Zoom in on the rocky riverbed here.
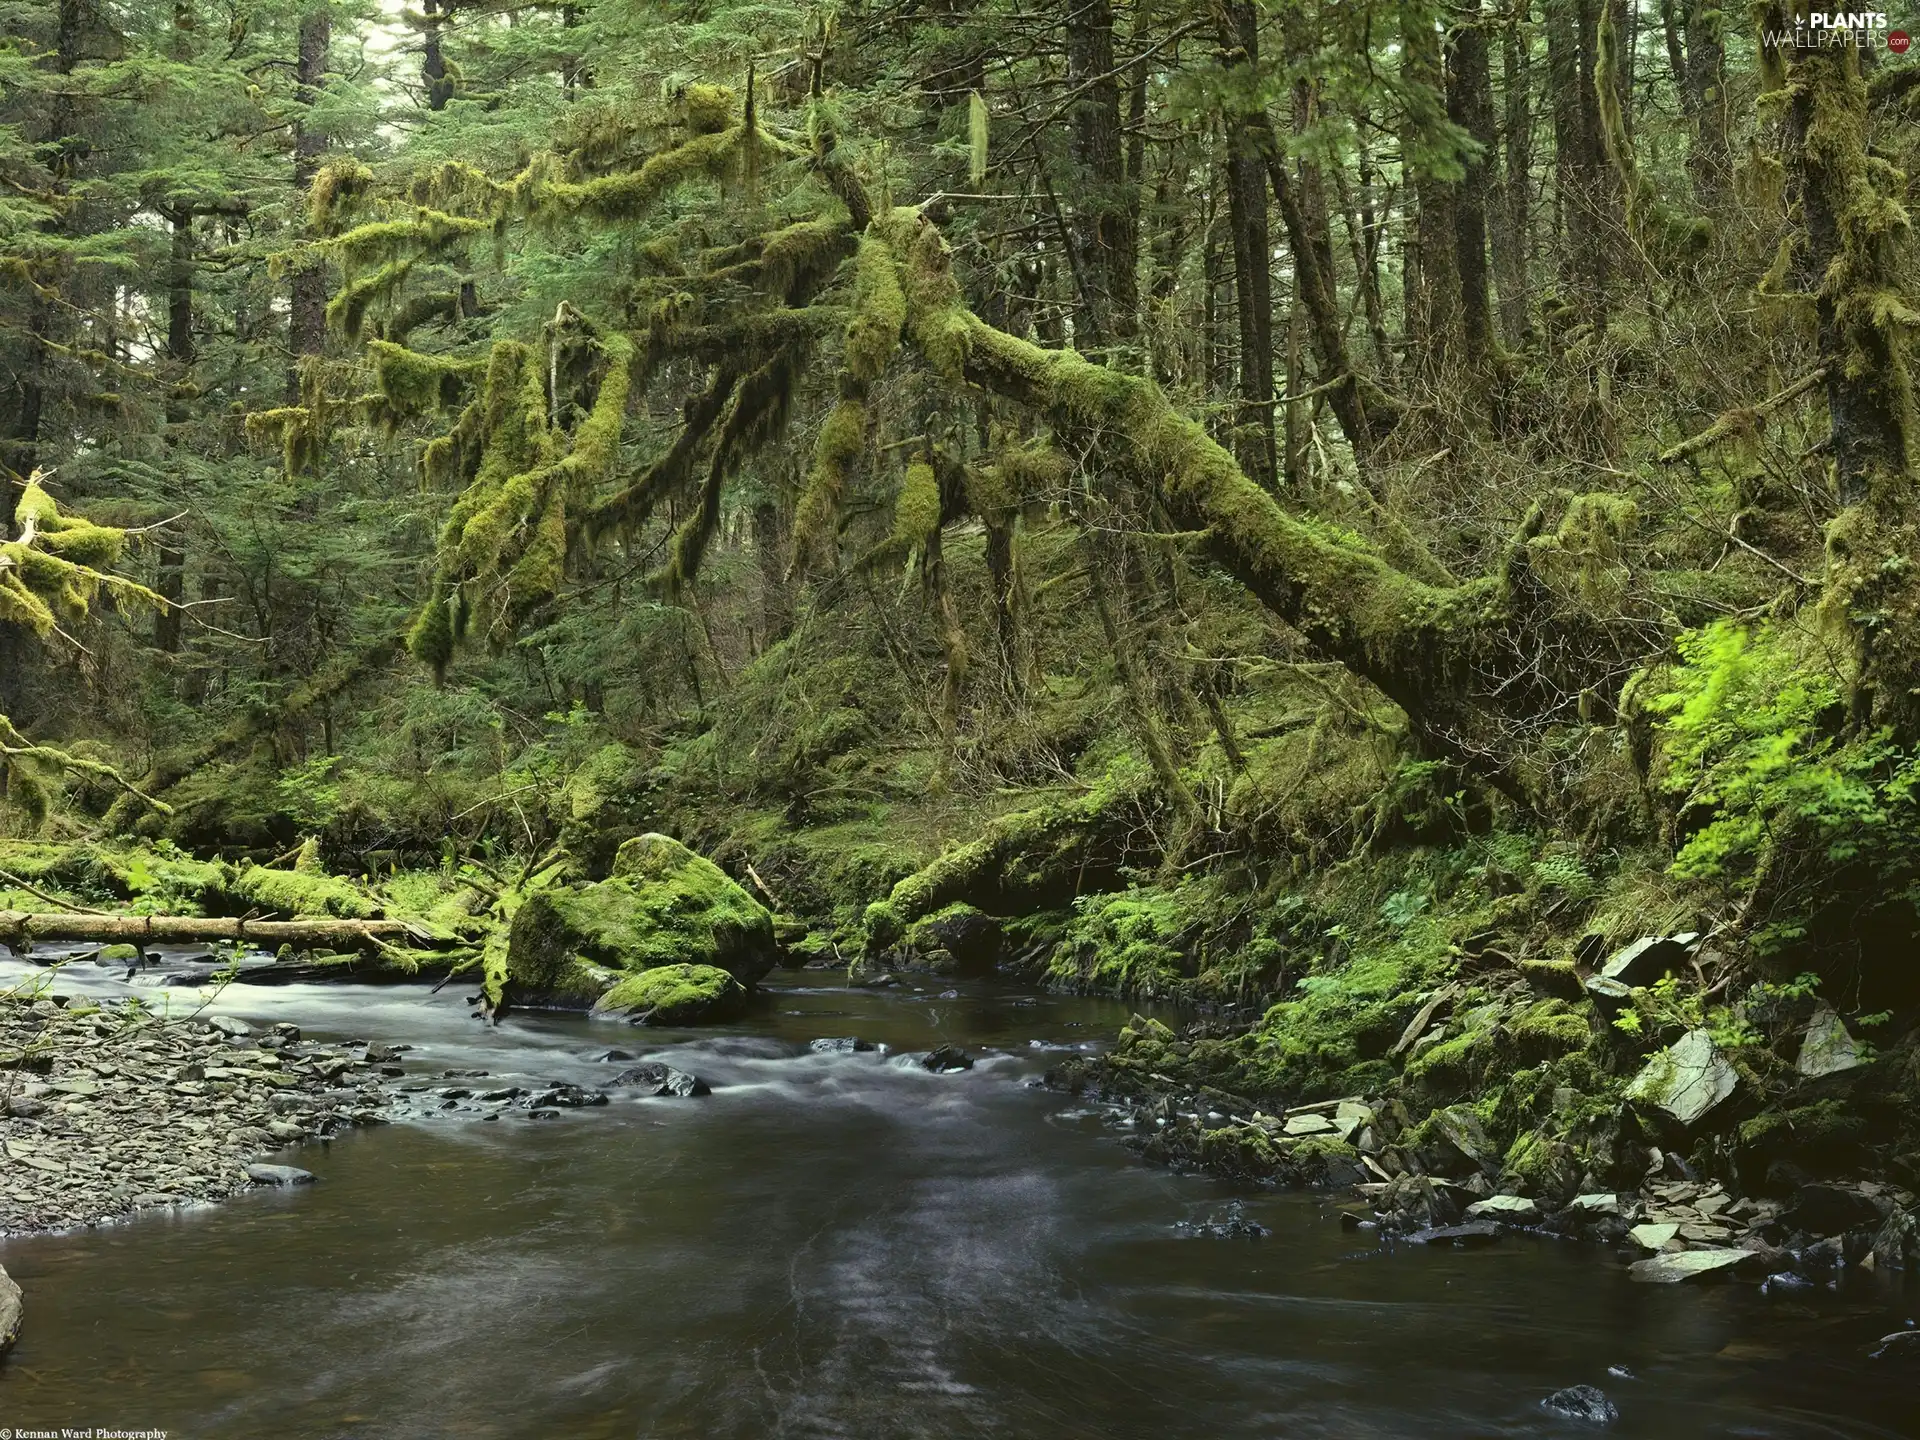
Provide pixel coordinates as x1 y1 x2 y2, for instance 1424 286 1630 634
0 987 405 1235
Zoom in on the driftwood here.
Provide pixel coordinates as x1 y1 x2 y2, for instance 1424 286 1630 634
0 910 447 953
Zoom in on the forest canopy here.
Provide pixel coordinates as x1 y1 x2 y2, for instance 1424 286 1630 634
3 0 1919 1014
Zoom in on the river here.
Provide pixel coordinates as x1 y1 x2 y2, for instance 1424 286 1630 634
0 965 1913 1438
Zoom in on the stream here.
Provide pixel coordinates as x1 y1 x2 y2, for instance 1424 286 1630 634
0 962 1914 1438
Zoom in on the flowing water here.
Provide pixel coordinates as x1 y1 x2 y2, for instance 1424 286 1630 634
0 960 1914 1439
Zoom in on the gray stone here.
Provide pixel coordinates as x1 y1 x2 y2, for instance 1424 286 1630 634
1629 1247 1747 1283
1284 1111 1338 1137
1601 935 1694 988
1542 1384 1618 1425
1569 1192 1622 1217
808 1037 876 1055
0 1261 20 1356
1628 1222 1680 1250
1796 1004 1865 1078
244 1163 315 1186
207 1015 253 1038
1431 1106 1497 1173
1626 1029 1737 1126
1465 1194 1542 1223
608 1062 709 1097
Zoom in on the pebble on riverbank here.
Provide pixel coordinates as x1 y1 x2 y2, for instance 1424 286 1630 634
0 989 396 1236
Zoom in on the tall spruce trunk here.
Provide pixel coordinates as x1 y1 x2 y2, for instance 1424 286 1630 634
154 209 195 655
1545 0 1610 331
287 8 332 401
1066 0 1138 348
1447 11 1499 373
1493 2 1533 347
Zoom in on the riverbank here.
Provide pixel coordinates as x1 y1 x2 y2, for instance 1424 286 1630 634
1045 1030 1920 1287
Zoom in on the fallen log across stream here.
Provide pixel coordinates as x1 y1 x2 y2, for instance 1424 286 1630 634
0 910 454 955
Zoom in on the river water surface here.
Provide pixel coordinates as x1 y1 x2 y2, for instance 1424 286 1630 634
0 966 1914 1438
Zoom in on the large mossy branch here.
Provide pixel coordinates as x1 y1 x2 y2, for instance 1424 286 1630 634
1 482 171 819
409 330 635 670
872 209 1512 750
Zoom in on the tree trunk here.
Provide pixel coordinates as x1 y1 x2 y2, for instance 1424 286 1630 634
0 912 453 954
1493 3 1533 347
1447 10 1499 373
154 209 194 654
1066 0 1139 348
423 0 453 111
1781 43 1913 506
1406 11 1463 376
1683 0 1729 195
1544 0 1610 330
287 8 332 402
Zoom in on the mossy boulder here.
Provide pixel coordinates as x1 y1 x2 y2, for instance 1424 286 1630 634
903 902 1002 975
592 963 748 1024
501 833 773 1010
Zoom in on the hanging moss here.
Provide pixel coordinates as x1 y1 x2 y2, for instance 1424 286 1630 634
407 330 633 663
790 393 868 575
309 158 375 234
680 83 736 136
888 457 941 559
659 348 799 593
407 584 456 677
871 205 1533 780
843 233 906 383
533 127 789 222
1595 8 1712 265
328 209 490 278
366 339 480 420
327 260 414 340
0 482 156 638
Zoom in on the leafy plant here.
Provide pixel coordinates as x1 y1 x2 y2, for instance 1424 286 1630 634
1649 621 1920 950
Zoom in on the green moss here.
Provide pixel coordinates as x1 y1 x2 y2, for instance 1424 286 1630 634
844 233 906 383
865 756 1155 950
226 863 382 920
1507 999 1592 1063
367 339 480 418
1046 886 1192 999
502 833 773 1008
1197 1123 1283 1179
593 962 747 1023
791 396 867 573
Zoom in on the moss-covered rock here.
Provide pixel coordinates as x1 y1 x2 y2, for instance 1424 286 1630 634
903 901 1002 974
593 962 748 1024
500 833 773 1010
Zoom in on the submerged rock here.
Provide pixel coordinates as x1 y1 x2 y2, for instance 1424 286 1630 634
609 1061 710 1097
922 1044 974 1073
501 834 773 1011
808 1037 877 1054
1406 1221 1502 1246
1628 1247 1746 1283
1542 1384 1618 1424
245 1163 316 1186
0 1261 20 1356
592 963 748 1025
